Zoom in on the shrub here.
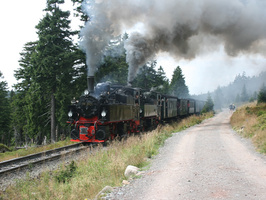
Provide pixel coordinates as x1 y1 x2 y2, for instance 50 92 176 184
55 161 77 183
0 143 11 153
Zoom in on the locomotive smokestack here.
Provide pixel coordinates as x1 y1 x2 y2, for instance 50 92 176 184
127 81 132 87
87 76 95 93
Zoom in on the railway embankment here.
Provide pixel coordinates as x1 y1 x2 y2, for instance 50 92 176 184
0 112 213 199
0 139 75 162
0 143 87 191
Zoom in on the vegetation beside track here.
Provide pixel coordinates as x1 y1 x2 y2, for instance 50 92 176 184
0 139 75 162
1 112 213 200
230 102 266 154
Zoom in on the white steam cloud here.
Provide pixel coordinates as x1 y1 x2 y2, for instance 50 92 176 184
80 0 266 82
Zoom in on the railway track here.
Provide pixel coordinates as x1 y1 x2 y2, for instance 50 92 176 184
0 142 88 189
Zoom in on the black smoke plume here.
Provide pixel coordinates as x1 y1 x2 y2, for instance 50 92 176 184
80 0 266 83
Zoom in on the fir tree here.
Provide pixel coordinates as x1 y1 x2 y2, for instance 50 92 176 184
13 0 78 144
154 66 169 93
33 0 76 142
213 86 224 110
95 34 128 85
0 72 11 145
13 42 46 144
258 83 266 103
240 84 249 102
169 66 189 98
202 93 214 113
133 61 158 89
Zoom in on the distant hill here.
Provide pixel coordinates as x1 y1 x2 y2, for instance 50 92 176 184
192 71 266 109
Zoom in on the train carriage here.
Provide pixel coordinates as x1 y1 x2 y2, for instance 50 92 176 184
178 99 189 117
140 91 161 130
195 100 205 114
188 98 196 115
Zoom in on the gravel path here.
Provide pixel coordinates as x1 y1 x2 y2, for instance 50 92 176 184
108 110 266 200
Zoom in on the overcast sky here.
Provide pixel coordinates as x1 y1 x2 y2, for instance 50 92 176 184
0 0 265 95
0 0 46 89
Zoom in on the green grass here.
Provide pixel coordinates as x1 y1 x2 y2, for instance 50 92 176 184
1 112 214 200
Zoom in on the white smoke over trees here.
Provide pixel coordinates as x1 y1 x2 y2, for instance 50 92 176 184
80 0 266 83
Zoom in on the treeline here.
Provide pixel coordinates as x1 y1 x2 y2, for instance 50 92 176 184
2 0 264 147
0 0 189 147
193 71 266 110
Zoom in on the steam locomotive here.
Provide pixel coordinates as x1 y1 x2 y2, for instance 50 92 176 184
67 76 205 143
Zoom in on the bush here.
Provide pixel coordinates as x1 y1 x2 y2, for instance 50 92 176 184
55 161 77 183
0 143 11 153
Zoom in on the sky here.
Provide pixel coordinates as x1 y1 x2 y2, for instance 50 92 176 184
0 0 265 95
0 0 46 89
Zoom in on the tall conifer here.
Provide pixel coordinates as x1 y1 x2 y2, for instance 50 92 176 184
169 66 189 98
33 0 76 142
0 72 10 145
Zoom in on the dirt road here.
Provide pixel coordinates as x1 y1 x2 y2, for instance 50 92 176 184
108 111 266 200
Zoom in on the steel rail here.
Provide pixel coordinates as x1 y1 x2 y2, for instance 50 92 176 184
0 142 86 175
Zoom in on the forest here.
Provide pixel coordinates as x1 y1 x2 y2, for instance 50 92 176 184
0 0 265 147
193 71 266 110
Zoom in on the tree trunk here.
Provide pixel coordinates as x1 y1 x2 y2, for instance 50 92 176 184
51 93 56 143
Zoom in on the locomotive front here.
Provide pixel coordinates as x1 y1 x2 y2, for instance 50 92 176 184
67 77 110 143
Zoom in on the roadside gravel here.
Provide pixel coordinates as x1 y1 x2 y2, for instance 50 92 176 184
107 110 266 200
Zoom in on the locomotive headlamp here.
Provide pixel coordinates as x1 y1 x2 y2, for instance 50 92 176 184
68 110 73 118
101 109 107 117
84 89 89 95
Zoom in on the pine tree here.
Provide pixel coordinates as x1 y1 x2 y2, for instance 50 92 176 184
71 0 90 22
10 91 26 146
133 61 158 89
258 83 266 103
235 93 241 103
240 84 249 102
0 72 11 145
33 0 76 142
169 66 189 98
214 86 224 110
154 66 169 93
69 0 88 95
13 41 49 145
95 35 128 85
96 55 128 85
202 92 214 113
11 1 86 144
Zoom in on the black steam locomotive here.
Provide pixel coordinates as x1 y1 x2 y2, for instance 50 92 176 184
67 77 205 143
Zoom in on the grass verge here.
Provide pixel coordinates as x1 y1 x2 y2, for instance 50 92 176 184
230 102 266 153
0 138 75 162
1 112 213 200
